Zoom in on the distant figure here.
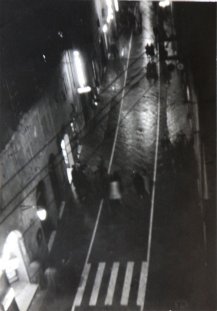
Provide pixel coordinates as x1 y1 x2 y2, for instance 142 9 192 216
162 62 171 84
161 134 171 153
72 164 88 200
142 169 151 196
108 171 122 217
145 43 155 58
110 43 119 59
98 158 108 198
160 44 168 60
133 169 151 199
128 9 136 31
133 171 145 198
44 266 57 292
146 61 158 81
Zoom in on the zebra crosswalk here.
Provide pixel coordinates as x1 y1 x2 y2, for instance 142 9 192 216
71 261 148 311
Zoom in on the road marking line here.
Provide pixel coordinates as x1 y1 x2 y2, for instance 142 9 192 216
141 45 161 311
84 199 104 267
120 261 134 306
89 262 106 306
105 262 120 305
72 263 91 309
136 261 148 306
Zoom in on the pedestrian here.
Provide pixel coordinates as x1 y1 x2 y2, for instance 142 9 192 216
146 61 158 82
161 134 171 153
110 42 119 59
71 164 88 201
128 9 136 31
142 169 151 196
133 171 145 199
162 62 171 84
108 171 122 218
174 131 189 169
78 164 89 200
98 158 108 198
44 266 57 293
145 44 155 58
133 169 151 199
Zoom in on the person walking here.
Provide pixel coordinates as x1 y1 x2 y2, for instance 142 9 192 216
98 158 108 198
133 169 151 200
72 164 88 201
108 171 122 218
44 266 57 293
133 171 145 199
142 169 151 196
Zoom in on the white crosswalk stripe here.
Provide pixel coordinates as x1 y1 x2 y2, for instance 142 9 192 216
137 261 148 307
72 261 148 309
73 263 91 308
89 262 106 306
120 261 134 306
105 262 120 306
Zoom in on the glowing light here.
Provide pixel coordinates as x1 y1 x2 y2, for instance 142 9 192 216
186 85 190 101
102 24 108 33
42 54 47 62
77 86 92 94
58 31 63 38
77 145 82 158
159 0 170 8
73 50 79 57
114 0 119 12
37 208 47 221
73 50 86 87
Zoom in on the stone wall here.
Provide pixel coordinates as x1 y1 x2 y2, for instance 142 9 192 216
0 64 82 265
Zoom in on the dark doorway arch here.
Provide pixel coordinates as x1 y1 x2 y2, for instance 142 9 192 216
48 153 62 208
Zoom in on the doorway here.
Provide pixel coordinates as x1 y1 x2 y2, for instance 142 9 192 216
2 231 29 285
1 231 39 311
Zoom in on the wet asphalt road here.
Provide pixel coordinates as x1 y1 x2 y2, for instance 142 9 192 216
29 2 208 311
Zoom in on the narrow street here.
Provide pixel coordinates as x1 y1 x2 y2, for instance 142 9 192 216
29 2 208 311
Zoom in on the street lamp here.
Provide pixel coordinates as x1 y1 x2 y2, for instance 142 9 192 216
21 204 47 221
36 207 47 221
102 24 108 33
159 0 170 8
